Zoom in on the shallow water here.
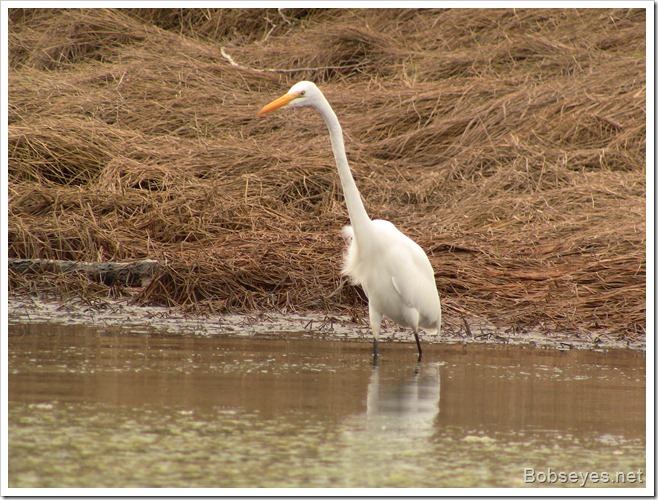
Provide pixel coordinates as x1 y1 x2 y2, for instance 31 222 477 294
8 323 646 489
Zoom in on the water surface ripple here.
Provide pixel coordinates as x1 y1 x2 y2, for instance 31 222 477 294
8 323 645 488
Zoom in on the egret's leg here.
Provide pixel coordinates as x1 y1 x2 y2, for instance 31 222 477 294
413 330 423 362
407 309 423 361
369 305 383 359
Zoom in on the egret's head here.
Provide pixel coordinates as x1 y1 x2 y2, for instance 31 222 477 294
257 81 323 116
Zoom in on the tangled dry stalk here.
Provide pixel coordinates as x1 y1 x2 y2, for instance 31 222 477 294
8 8 646 339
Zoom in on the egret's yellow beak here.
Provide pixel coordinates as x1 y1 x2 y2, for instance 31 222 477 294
257 91 301 116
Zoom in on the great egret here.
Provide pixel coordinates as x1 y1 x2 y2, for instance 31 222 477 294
257 81 441 360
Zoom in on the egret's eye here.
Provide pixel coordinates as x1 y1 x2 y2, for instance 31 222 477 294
300 90 306 96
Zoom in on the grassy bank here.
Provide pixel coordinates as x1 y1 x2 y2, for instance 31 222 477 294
7 8 646 340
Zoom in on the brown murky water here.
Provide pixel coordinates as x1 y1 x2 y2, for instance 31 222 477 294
8 322 646 489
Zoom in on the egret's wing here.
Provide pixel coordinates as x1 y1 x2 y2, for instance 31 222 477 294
391 275 402 296
384 238 440 325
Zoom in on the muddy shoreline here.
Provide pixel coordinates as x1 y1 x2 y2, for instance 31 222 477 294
8 296 646 352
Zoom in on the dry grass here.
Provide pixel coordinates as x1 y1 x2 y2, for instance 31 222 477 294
7 8 646 338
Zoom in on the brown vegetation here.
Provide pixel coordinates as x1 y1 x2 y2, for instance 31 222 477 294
7 8 646 339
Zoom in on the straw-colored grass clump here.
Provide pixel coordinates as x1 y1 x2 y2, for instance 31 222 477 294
8 8 646 339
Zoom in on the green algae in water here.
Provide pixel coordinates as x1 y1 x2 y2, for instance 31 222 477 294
8 402 645 488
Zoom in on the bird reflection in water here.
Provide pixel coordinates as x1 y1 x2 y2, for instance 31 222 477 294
364 362 441 436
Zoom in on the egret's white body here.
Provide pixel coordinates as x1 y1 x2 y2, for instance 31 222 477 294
258 81 441 359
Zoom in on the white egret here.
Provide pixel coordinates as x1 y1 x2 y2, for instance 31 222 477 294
257 81 441 360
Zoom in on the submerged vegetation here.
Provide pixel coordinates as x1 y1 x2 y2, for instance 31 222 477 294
7 8 646 339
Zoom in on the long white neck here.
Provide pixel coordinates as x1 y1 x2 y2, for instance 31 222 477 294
315 98 372 236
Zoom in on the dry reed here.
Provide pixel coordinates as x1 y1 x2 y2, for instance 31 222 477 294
8 8 646 338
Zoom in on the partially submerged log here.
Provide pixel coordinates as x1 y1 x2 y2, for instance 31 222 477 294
8 258 161 287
